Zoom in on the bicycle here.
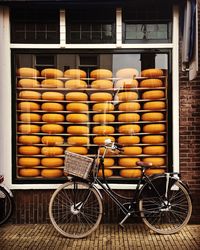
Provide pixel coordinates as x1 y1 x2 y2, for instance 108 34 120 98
0 175 14 225
49 139 192 238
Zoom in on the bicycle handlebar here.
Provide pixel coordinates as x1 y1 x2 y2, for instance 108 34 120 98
103 139 124 153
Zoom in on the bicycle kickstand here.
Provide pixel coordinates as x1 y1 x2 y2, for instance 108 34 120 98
119 213 131 228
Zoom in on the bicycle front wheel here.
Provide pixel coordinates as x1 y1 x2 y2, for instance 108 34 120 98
49 181 103 238
0 186 13 225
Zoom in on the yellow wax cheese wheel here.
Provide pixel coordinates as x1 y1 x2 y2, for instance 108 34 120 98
17 67 40 77
118 102 140 111
119 124 141 134
90 92 113 101
18 124 40 134
41 158 64 167
41 136 64 145
66 114 89 123
41 124 64 134
41 169 63 178
145 168 165 176
66 147 88 155
92 103 114 112
41 68 63 78
18 79 40 88
116 68 139 78
142 135 165 144
93 136 115 145
41 79 64 88
118 158 140 167
103 158 115 167
142 90 165 99
120 169 141 178
141 68 164 78
42 114 65 123
90 69 112 79
93 114 115 123
143 124 166 133
118 113 140 122
41 147 64 156
65 92 88 101
141 112 164 121
143 101 166 110
91 80 113 89
143 146 166 155
64 69 87 79
66 103 88 111
117 92 138 101
18 157 40 167
99 147 115 155
42 92 64 100
65 79 87 89
98 169 113 177
67 126 89 134
115 79 138 88
18 135 41 144
93 125 114 135
122 147 142 155
18 146 40 155
19 113 41 122
41 102 64 111
143 157 165 167
118 136 140 145
18 102 40 111
19 168 40 177
67 136 89 145
140 79 163 88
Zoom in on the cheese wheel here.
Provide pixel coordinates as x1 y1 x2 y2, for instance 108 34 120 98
18 135 41 144
19 168 40 177
118 136 140 145
122 147 142 155
41 79 64 88
42 114 65 123
41 169 63 178
64 69 87 79
41 158 64 167
141 68 164 78
66 103 88 111
65 79 87 89
145 168 165 176
65 92 88 101
117 92 138 101
118 102 140 111
18 157 40 167
66 147 88 155
93 136 115 145
141 112 164 121
142 135 165 144
119 124 141 134
17 67 40 77
99 147 115 155
18 124 40 134
91 80 113 89
90 92 113 101
41 136 64 145
143 101 166 110
18 79 40 88
41 68 63 78
67 136 89 145
143 124 166 133
41 102 64 111
41 147 64 156
19 113 41 122
93 125 114 135
102 158 115 167
93 114 115 123
18 146 40 155
118 113 140 122
143 146 166 155
18 102 40 111
115 79 138 88
66 114 89 123
140 78 163 88
116 68 139 78
98 169 113 177
92 103 114 112
90 69 112 79
142 90 165 99
67 126 89 134
120 169 141 178
41 124 64 134
118 158 140 167
42 92 64 100
143 157 165 167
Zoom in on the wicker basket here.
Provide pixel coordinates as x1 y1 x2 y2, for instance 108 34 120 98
64 151 94 179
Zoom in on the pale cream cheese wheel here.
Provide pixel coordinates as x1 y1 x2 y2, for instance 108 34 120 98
17 67 40 77
64 69 87 79
116 68 139 78
90 69 112 79
41 68 63 78
115 79 138 88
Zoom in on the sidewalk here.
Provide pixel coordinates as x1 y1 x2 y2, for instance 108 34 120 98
0 223 199 250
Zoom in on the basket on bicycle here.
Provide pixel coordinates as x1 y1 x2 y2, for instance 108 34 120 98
64 151 94 179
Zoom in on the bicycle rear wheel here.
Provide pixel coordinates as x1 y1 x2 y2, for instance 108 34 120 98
0 186 13 225
49 181 103 238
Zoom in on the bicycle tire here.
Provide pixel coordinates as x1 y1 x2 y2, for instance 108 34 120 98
139 177 192 234
49 181 103 238
0 186 14 225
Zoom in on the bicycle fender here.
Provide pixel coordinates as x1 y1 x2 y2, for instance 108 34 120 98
1 184 14 198
92 184 103 201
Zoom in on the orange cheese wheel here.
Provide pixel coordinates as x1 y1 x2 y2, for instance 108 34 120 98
143 124 166 133
66 147 88 155
66 103 88 111
41 79 64 88
98 169 113 177
142 135 165 144
143 146 166 155
145 168 165 176
41 169 63 178
67 136 89 145
93 114 115 123
118 102 140 111
41 136 64 145
41 102 64 111
118 136 140 145
143 157 165 166
90 69 112 79
92 103 114 112
42 114 65 123
18 124 40 134
18 146 40 155
115 79 138 88
142 90 165 100
19 113 41 122
64 69 87 79
118 158 140 167
116 68 139 78
17 67 40 77
66 114 89 123
41 68 63 78
141 68 164 78
42 92 64 100
67 126 89 134
118 113 140 122
41 158 64 167
18 102 40 111
90 92 113 101
119 124 141 134
120 169 141 178
41 124 64 134
103 158 115 167
143 101 166 110
140 79 163 88
93 125 114 135
117 92 138 101
122 147 142 155
65 92 88 101
65 79 87 89
18 135 41 144
19 168 40 177
41 147 64 156
99 147 115 155
93 136 115 145
18 79 40 88
18 157 40 167
91 80 113 89
141 112 164 121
